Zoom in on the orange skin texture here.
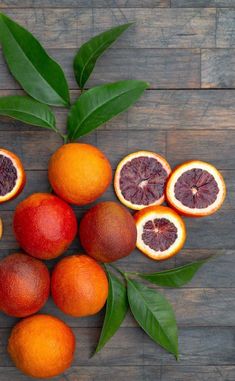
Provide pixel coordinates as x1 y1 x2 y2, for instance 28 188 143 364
51 254 108 317
8 314 75 379
13 193 77 260
0 253 50 318
48 143 112 205
0 148 26 204
79 201 137 263
134 205 186 261
166 160 227 217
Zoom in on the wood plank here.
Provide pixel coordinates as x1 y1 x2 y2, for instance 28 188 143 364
1 282 235 328
146 366 235 380
167 130 235 169
0 326 235 366
216 9 235 48
0 130 167 170
0 365 234 381
202 49 235 88
0 48 201 90
0 1 170 8
3 89 235 133
0 8 216 48
172 0 235 7
0 168 233 211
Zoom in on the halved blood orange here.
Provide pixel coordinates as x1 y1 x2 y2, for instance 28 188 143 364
134 205 186 261
0 148 26 203
166 160 226 217
114 151 171 210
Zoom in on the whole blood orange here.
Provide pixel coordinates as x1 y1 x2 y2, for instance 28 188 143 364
135 205 186 261
0 253 50 317
48 143 112 205
8 314 75 378
166 160 226 217
51 254 108 317
0 148 25 203
79 201 137 263
13 193 77 260
114 151 171 210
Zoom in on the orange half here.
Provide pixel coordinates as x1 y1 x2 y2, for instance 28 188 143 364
166 160 226 217
134 205 186 261
0 148 26 203
114 151 171 210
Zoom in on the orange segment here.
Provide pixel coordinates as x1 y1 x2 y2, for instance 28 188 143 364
114 151 171 210
134 205 186 261
0 148 25 203
166 160 226 217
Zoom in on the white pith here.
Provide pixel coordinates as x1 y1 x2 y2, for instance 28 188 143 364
0 150 22 200
167 161 225 215
136 211 185 259
115 151 171 210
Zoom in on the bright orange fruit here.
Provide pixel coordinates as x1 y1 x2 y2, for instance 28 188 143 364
8 314 75 379
51 254 108 317
48 143 112 205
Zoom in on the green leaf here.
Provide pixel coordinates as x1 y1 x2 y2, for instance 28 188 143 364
127 279 178 358
95 268 128 354
74 23 133 89
0 95 56 130
139 260 207 288
67 80 148 140
0 13 70 107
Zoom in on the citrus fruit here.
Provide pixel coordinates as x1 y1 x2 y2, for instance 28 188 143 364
0 218 2 240
8 314 75 378
114 151 171 210
166 160 226 217
0 148 25 203
79 201 137 263
0 253 50 317
13 193 77 260
48 143 112 205
134 205 186 261
51 254 108 317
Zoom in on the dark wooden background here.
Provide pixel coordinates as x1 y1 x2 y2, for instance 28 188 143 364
0 1 235 380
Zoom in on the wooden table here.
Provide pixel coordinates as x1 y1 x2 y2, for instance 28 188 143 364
0 1 234 380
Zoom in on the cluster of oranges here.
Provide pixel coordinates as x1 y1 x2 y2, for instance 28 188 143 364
0 143 226 378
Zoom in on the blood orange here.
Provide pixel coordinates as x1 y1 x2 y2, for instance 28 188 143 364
134 205 186 261
114 151 171 210
0 148 25 203
166 160 226 217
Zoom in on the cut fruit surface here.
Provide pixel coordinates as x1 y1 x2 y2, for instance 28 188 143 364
166 160 226 217
0 148 25 203
135 205 186 261
114 151 171 210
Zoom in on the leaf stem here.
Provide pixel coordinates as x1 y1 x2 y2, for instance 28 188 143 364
108 263 125 277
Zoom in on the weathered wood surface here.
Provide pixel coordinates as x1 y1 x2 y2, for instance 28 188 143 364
0 2 235 381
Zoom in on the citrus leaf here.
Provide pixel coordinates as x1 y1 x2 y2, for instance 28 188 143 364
0 95 56 130
95 268 128 354
74 23 133 89
127 279 178 358
139 260 207 288
67 80 148 140
0 13 70 106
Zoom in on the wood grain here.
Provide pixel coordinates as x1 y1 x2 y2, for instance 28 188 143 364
0 8 216 48
0 326 235 366
202 49 235 88
0 1 170 8
216 9 235 48
172 0 235 7
0 48 201 90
